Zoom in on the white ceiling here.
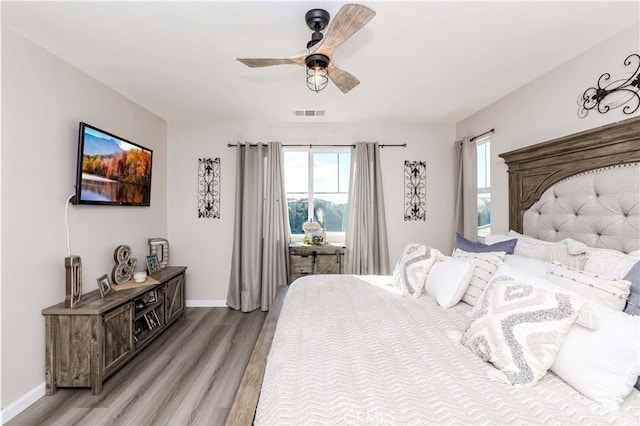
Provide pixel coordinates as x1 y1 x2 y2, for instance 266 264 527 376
3 1 639 124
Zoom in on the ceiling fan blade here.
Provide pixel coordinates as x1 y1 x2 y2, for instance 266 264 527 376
328 62 360 93
319 4 375 53
237 57 305 68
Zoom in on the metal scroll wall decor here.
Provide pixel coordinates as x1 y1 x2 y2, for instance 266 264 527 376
404 160 426 221
198 157 221 219
578 53 640 117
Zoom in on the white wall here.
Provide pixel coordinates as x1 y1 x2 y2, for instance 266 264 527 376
456 23 640 235
167 122 455 302
1 29 168 410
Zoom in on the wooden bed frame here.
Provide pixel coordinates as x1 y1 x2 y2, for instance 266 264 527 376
499 116 640 233
226 115 640 425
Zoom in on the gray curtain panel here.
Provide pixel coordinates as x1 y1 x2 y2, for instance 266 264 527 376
453 137 477 243
227 142 290 312
345 142 390 275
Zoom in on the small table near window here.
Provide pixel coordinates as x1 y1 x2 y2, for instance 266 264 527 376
288 243 345 284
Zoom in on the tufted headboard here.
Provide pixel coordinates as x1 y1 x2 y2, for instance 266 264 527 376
499 116 640 254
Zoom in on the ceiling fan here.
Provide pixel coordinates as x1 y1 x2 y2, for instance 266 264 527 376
236 4 375 94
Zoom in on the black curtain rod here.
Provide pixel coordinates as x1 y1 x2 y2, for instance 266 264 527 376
469 128 495 143
227 143 407 148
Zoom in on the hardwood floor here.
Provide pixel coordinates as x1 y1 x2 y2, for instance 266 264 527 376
9 308 266 426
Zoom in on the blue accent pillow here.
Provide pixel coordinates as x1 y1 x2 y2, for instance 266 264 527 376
623 261 640 316
622 260 640 391
455 232 517 255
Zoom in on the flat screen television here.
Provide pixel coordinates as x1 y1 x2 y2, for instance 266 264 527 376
72 122 153 206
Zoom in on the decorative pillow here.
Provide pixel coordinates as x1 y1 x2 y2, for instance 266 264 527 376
504 254 553 279
462 278 595 386
546 263 631 311
392 244 441 298
552 302 640 409
452 249 505 306
483 234 512 245
455 232 517 255
584 247 639 280
507 230 588 270
424 257 474 308
624 261 640 316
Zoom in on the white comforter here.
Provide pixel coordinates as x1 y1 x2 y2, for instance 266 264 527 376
255 275 640 425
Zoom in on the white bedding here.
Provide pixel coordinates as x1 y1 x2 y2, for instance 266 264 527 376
255 274 640 425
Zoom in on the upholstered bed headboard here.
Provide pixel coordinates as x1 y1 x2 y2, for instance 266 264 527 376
499 116 640 254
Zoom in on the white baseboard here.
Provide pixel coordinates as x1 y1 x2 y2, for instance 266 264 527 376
2 382 45 424
186 299 227 307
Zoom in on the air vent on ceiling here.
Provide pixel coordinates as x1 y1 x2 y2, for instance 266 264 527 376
294 109 326 117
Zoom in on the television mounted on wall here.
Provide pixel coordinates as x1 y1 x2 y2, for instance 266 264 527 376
72 122 153 206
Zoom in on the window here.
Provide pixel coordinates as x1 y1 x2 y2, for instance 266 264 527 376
476 138 491 240
284 149 351 240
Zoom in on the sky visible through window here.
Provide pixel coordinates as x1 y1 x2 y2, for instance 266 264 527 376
477 139 491 238
284 150 350 234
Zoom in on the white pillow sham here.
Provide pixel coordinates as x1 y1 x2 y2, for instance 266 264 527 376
504 254 553 279
424 257 474 308
546 263 631 311
584 247 639 280
552 303 640 409
507 230 588 270
452 249 505 306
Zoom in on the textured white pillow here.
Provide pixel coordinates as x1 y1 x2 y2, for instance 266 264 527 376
504 254 553 279
392 244 441 298
424 257 474 308
546 263 631 311
584 247 639 280
492 264 640 407
552 303 640 409
463 277 595 386
452 249 505 306
507 230 588 269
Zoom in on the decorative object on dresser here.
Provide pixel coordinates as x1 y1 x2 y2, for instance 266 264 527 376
404 160 426 221
64 255 82 308
148 237 170 269
96 274 112 298
198 157 220 219
111 244 137 284
43 266 186 395
578 53 640 117
133 271 147 283
146 254 160 274
301 218 324 245
288 242 345 284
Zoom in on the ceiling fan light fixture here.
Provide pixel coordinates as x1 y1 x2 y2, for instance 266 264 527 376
306 53 330 93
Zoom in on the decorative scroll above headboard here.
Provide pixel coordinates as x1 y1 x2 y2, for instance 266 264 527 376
499 116 640 233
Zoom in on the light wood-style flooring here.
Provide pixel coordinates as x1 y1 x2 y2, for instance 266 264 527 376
9 308 266 426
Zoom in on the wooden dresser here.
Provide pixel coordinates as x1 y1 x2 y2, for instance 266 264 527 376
288 243 345 284
42 266 186 395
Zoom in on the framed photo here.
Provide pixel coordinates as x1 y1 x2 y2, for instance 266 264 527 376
144 309 160 330
96 274 112 298
142 290 157 305
146 255 159 275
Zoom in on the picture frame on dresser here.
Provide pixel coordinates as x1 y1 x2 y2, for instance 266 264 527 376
96 274 112 298
146 255 159 274
144 310 160 330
